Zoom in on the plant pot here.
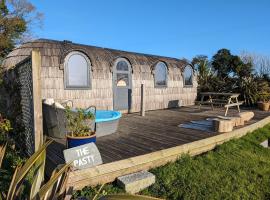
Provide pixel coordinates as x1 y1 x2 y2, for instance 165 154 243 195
66 133 96 148
259 102 270 111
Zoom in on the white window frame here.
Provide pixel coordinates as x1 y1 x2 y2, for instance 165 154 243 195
64 51 91 90
113 57 132 89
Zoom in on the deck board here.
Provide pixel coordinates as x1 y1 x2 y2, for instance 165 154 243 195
45 106 270 177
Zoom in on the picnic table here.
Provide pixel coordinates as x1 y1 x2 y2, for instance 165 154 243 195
196 92 243 116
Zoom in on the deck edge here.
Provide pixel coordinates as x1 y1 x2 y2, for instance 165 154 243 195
67 116 270 190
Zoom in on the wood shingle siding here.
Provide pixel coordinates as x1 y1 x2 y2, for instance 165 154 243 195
2 39 198 112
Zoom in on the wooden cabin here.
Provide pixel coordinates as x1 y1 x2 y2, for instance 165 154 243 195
2 39 197 113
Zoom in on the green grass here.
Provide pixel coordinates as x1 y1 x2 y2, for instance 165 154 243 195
73 124 270 200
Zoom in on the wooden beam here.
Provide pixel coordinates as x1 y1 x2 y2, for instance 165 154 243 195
140 84 145 116
31 50 43 151
66 116 270 190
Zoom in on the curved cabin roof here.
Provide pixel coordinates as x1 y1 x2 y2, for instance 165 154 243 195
2 39 190 72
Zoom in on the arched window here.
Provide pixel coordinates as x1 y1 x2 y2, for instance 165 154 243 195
114 59 131 87
116 60 129 72
64 51 91 89
154 62 167 87
183 65 193 86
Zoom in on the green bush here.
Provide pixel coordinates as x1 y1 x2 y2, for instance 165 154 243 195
0 114 24 194
0 114 12 143
65 107 95 137
193 49 270 106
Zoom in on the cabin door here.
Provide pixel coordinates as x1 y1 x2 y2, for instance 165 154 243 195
113 59 132 112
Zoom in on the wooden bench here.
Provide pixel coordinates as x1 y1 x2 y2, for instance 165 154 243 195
195 101 226 105
197 93 243 116
224 101 243 116
224 102 244 108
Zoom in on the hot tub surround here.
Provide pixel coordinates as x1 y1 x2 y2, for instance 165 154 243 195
94 110 122 137
43 102 122 139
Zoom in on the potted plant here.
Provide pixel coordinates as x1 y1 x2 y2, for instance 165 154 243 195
257 93 270 111
65 107 96 148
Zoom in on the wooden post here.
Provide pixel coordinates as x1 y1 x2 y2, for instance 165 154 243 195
140 84 145 116
32 50 43 151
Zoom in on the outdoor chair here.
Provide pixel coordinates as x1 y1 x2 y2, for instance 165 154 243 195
43 100 68 139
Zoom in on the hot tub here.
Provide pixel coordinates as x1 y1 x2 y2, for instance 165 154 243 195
94 110 122 137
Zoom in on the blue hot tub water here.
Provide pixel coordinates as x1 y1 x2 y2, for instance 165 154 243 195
94 110 122 123
72 109 122 138
72 109 122 123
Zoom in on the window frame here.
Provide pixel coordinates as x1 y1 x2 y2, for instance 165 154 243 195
113 58 132 89
154 62 168 88
183 65 193 87
64 51 92 90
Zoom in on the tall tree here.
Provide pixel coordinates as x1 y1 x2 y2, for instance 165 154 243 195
0 0 43 62
212 49 234 79
193 49 259 105
192 55 215 92
211 49 253 91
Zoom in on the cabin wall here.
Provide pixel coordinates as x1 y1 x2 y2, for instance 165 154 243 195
131 64 197 112
39 54 197 112
40 56 114 110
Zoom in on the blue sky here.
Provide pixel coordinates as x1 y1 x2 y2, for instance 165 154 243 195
31 0 270 60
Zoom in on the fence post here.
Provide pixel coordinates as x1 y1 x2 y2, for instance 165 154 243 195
140 84 145 116
32 50 43 151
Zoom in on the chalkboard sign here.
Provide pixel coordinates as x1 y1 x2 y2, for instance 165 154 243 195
63 143 103 170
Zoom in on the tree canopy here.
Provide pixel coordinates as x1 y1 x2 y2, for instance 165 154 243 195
193 48 268 106
0 0 43 62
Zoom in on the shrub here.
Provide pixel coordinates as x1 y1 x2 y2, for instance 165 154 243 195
0 114 12 143
65 107 95 137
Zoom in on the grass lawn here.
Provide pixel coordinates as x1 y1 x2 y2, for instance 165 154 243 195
73 124 270 200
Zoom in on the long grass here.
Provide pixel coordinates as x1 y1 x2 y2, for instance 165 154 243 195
74 124 270 200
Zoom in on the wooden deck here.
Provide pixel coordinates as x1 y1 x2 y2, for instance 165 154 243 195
46 106 269 178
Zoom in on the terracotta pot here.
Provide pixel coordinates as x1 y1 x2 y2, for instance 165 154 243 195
259 102 270 111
